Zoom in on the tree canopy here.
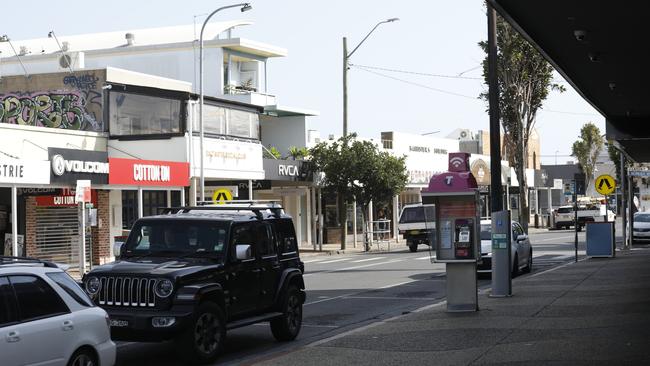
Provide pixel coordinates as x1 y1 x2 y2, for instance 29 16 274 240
479 13 563 229
310 134 408 249
572 122 604 189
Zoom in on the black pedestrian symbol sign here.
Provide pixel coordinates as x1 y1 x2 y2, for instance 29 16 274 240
595 174 616 195
212 188 233 204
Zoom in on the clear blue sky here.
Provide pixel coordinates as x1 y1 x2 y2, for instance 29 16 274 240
1 0 604 164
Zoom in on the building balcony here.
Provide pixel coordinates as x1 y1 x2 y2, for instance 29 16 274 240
221 87 277 107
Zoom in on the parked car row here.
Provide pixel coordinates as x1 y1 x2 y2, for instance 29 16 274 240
1 202 306 366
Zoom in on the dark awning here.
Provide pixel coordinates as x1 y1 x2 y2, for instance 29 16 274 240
489 0 650 161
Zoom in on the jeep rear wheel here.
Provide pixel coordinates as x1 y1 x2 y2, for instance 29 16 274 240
271 285 303 341
176 302 225 364
408 242 418 252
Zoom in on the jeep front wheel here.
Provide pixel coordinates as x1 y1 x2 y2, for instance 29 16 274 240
176 302 226 364
271 285 303 341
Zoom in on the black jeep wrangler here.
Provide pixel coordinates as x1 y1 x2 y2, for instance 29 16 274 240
82 203 305 364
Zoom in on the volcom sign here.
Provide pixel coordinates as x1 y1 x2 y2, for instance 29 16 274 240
51 154 109 176
48 148 108 184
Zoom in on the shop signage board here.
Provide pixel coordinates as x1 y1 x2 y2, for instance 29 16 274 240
0 160 50 185
108 158 190 187
263 159 313 181
48 148 109 185
35 188 98 207
193 138 264 180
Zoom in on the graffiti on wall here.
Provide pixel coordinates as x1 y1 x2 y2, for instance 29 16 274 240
0 74 103 131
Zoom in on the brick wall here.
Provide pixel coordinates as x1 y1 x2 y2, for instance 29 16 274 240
25 196 36 258
92 190 111 265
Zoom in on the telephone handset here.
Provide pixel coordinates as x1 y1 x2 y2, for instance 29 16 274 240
454 218 474 259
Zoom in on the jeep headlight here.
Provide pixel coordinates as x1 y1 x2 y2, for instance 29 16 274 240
85 277 101 295
155 279 174 298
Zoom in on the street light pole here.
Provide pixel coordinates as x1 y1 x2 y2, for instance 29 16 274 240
342 18 398 136
199 3 252 203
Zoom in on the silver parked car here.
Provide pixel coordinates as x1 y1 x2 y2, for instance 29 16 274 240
478 220 533 276
632 212 650 243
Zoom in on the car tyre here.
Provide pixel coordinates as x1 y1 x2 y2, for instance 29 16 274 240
271 285 303 341
511 254 519 278
68 347 97 366
176 301 226 365
408 242 418 252
523 249 533 273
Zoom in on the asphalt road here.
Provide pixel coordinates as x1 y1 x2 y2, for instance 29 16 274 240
115 229 589 366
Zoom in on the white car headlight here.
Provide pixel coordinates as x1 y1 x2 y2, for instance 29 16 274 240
85 277 101 295
155 279 174 298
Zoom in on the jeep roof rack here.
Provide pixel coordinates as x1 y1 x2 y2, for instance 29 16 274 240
159 200 284 219
0 256 58 268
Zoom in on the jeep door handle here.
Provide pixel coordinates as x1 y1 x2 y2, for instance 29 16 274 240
6 331 20 343
62 320 74 331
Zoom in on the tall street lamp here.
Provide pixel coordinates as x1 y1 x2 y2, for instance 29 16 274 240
343 18 398 136
199 3 252 203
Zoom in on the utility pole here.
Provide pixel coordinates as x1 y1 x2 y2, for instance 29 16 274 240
487 6 503 213
343 37 348 136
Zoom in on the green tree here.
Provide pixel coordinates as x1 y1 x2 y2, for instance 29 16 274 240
571 122 604 190
309 134 408 250
479 13 563 230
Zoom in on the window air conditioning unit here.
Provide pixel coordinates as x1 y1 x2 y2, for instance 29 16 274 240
459 129 472 140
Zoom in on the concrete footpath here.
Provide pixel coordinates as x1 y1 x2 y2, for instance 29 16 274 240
258 245 650 365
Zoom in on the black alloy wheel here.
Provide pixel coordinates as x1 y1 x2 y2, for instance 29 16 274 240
524 249 533 273
271 285 303 341
511 254 519 277
177 302 225 364
68 348 96 366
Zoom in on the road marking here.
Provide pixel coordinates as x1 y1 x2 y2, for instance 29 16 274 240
302 258 329 263
534 235 584 242
303 259 403 277
319 258 353 264
415 255 432 260
350 257 386 263
304 273 413 306
344 296 436 301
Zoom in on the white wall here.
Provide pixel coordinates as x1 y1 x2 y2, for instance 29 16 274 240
260 115 307 156
107 136 188 162
0 123 106 159
1 47 225 97
389 132 459 187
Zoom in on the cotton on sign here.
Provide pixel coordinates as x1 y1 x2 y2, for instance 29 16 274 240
133 164 171 182
108 158 190 187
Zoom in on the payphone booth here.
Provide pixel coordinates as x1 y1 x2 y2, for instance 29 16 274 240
422 152 480 312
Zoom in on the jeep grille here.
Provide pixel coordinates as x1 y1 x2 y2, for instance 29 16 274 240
97 277 156 307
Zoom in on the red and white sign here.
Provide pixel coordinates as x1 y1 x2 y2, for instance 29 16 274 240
108 158 190 187
35 189 98 207
75 180 91 203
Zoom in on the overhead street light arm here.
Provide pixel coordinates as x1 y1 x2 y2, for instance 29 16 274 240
347 18 399 59
199 3 252 203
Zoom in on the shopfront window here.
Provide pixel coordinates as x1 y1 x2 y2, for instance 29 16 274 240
192 104 259 140
109 92 182 137
122 190 176 229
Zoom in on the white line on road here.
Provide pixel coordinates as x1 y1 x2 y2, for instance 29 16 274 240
318 258 353 264
534 235 584 242
303 259 403 277
302 258 329 263
304 274 413 306
415 255 432 260
344 296 436 301
350 257 386 263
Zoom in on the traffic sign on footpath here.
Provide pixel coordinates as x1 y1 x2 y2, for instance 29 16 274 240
595 174 616 196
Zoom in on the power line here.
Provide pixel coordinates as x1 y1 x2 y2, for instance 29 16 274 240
351 65 479 100
351 63 483 80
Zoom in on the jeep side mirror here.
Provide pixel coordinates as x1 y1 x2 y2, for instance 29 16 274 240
236 244 253 261
114 242 124 259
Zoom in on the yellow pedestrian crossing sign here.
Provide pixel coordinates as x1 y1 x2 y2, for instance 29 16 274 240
595 174 616 195
212 188 233 204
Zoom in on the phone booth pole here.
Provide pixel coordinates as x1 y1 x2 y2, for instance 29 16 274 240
422 153 479 312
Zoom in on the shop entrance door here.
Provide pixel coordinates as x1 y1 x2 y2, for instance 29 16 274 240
33 206 91 270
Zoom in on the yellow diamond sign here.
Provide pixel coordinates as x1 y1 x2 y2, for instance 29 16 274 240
594 174 616 196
